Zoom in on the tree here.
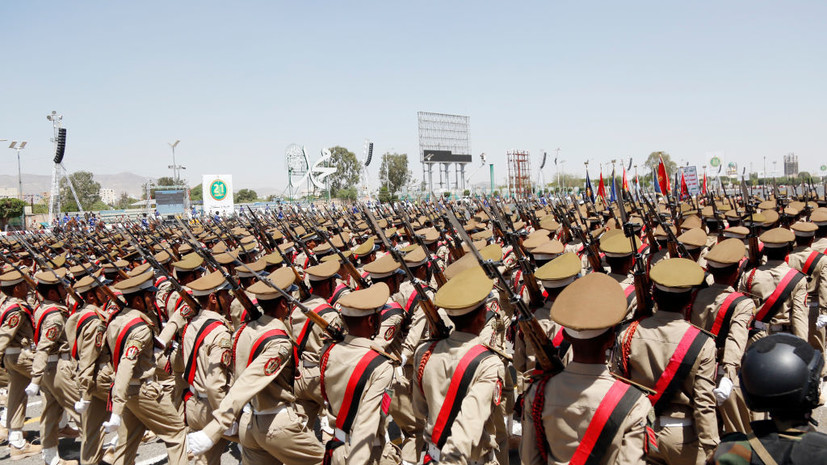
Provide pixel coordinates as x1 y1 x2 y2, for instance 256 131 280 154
189 184 203 202
115 192 138 209
336 187 357 201
328 146 361 197
378 186 392 203
379 152 411 196
235 189 258 203
642 152 678 186
59 171 101 212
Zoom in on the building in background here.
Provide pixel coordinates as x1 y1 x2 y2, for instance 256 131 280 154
99 188 117 205
0 187 18 199
784 153 799 176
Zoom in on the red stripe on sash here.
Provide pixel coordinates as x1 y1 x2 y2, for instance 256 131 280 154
552 327 565 347
754 269 803 322
184 320 223 384
648 326 701 407
34 306 60 345
802 251 822 275
71 312 99 359
431 345 491 447
335 350 382 430
247 329 289 367
405 289 419 314
113 318 145 370
710 292 744 337
569 380 631 465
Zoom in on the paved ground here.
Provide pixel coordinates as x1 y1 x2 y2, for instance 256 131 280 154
4 389 827 464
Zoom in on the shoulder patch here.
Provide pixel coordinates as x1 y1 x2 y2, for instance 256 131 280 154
180 305 194 319
125 344 140 360
263 356 281 376
45 326 59 342
6 313 20 329
221 350 232 367
384 326 396 341
95 329 105 348
493 379 503 406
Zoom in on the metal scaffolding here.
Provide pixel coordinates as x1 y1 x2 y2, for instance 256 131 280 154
507 150 532 198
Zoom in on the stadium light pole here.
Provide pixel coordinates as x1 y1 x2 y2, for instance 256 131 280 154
9 141 27 229
168 140 181 183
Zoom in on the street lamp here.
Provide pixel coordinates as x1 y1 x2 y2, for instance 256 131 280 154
168 140 181 183
8 141 27 200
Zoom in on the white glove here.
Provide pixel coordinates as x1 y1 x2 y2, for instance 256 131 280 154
102 413 122 433
223 421 238 437
816 315 827 329
187 431 215 456
713 377 734 406
74 399 90 414
24 383 39 397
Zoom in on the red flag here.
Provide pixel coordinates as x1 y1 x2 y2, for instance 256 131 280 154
702 172 707 194
597 170 606 200
622 167 629 191
680 172 690 199
657 156 670 195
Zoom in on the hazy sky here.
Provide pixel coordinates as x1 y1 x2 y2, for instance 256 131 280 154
1 1 825 193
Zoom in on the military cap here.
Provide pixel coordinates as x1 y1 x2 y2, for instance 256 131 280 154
212 242 229 254
653 224 676 240
102 259 129 274
338 282 389 317
74 275 100 294
305 260 340 281
791 221 817 237
312 242 333 255
677 228 707 250
704 238 746 268
129 263 152 277
522 233 551 252
471 229 493 241
461 239 488 254
114 271 157 295
383 228 399 239
236 258 266 278
722 226 749 239
788 201 805 211
551 273 626 339
535 253 581 288
321 250 353 264
34 268 68 285
701 206 719 220
463 220 482 233
48 254 67 267
811 210 827 226
363 253 402 279
539 216 560 231
680 215 702 231
783 207 800 218
650 258 704 292
214 252 237 265
434 266 492 316
247 267 295 301
188 270 230 297
742 212 767 227
444 243 503 281
512 221 527 233
599 231 641 257
178 243 193 254
761 210 779 226
725 209 742 221
69 264 92 278
172 253 204 272
0 270 25 287
50 241 65 250
526 229 551 241
531 240 564 261
758 200 776 210
760 227 794 248
153 250 171 265
403 245 428 267
414 227 439 244
352 237 376 257
121 247 140 261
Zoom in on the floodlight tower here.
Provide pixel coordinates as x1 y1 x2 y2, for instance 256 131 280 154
168 140 184 183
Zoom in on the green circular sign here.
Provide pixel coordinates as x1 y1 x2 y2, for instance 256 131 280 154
709 156 721 168
209 180 228 201
821 165 827 172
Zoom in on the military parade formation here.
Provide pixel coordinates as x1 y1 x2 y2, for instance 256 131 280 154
1 179 827 465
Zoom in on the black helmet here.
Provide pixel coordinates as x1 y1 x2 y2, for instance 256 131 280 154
740 333 823 413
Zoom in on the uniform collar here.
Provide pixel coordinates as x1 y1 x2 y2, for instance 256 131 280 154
448 331 479 343
565 361 611 376
343 334 374 348
652 309 685 321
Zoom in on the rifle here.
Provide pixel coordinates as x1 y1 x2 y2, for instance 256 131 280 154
242 208 275 254
618 190 652 319
0 252 42 304
551 197 604 273
63 252 126 310
272 213 320 267
740 180 760 269
306 220 369 290
86 235 131 280
14 234 84 307
397 206 447 288
444 207 563 373
640 194 690 259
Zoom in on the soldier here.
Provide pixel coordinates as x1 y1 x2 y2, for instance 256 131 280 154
102 272 188 465
28 270 81 465
188 267 324 464
600 230 641 320
0 270 41 460
228 258 265 330
739 228 809 341
181 270 234 465
811 210 827 253
157 253 205 346
614 258 719 465
320 283 399 465
787 221 827 366
521 273 652 465
362 253 407 357
689 239 755 434
413 266 507 464
65 275 113 465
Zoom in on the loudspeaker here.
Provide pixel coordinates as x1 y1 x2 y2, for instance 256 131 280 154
54 128 66 164
365 142 374 166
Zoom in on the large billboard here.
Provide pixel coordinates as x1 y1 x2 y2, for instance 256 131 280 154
679 166 700 196
202 175 234 216
423 150 473 164
155 189 186 216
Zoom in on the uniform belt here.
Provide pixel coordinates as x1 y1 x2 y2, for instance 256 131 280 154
188 385 208 399
302 362 318 369
47 354 59 363
753 321 789 332
657 416 693 427
5 348 21 355
128 379 149 387
335 427 381 446
252 404 288 416
427 442 442 462
426 443 492 464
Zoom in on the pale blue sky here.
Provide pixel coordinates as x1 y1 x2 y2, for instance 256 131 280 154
1 1 825 192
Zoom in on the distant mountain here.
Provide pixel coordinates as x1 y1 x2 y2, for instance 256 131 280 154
0 171 153 199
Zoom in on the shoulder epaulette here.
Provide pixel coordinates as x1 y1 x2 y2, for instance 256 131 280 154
482 342 512 361
369 344 401 365
610 372 657 396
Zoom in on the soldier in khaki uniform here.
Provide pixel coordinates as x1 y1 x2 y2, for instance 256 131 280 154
0 270 41 460
362 253 407 357
227 256 264 331
787 221 827 363
739 228 809 340
102 272 188 465
811 210 827 253
688 239 755 434
291 259 342 430
321 283 399 465
65 275 114 465
181 270 235 465
614 258 719 465
600 231 641 321
413 266 507 464
188 267 324 464
28 270 81 465
521 273 652 465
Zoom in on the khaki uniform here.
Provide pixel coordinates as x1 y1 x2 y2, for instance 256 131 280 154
181 310 233 465
31 300 80 450
608 272 637 321
291 294 342 427
521 362 651 465
812 236 827 254
513 301 572 391
202 314 323 464
614 311 719 465
322 335 397 465
107 307 187 465
228 290 254 331
739 259 809 340
690 283 755 434
787 245 827 359
65 303 113 465
413 331 506 465
0 296 35 432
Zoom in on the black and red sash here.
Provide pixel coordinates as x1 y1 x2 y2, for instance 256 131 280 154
34 306 61 345
183 319 224 385
430 344 493 449
380 302 404 322
295 304 337 359
710 292 749 348
333 349 388 434
753 269 805 323
569 380 644 465
647 326 709 414
0 303 31 327
71 311 100 359
404 289 420 315
327 283 349 306
111 318 147 370
624 284 636 308
247 328 290 367
551 326 571 357
800 251 824 277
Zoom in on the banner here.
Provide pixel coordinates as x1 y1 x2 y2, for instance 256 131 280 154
678 166 700 195
202 175 234 216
